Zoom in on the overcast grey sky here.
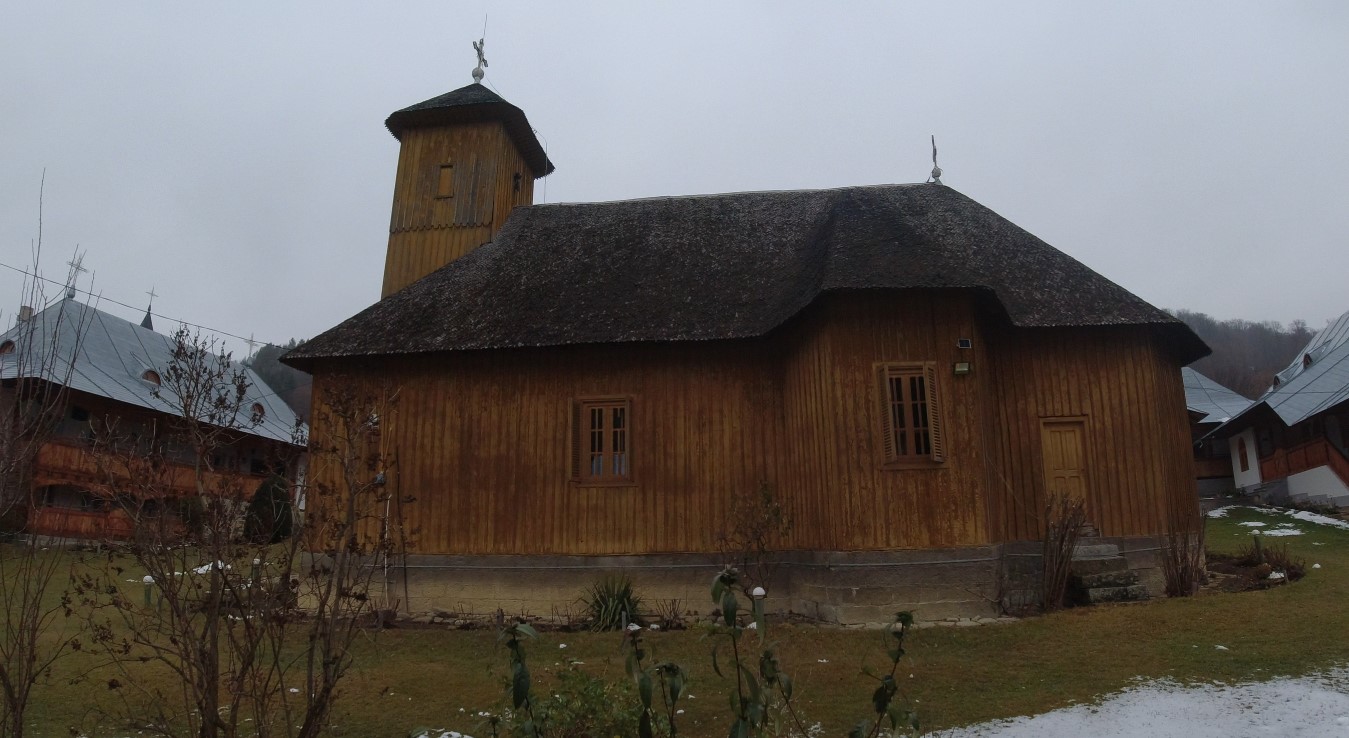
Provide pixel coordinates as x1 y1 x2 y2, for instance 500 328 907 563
3 2 1347 356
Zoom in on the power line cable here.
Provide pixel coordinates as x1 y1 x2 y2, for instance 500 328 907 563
0 260 296 351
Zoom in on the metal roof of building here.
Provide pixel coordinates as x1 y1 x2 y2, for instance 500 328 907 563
1182 367 1252 425
1216 319 1349 435
1273 308 1349 387
1261 339 1349 427
0 297 303 445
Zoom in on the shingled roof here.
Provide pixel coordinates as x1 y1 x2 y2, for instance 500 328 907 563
286 183 1207 367
385 83 555 177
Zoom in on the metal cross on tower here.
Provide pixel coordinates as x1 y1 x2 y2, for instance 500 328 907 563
472 38 488 83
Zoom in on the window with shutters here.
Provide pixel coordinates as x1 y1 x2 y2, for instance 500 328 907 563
570 397 633 484
877 363 945 466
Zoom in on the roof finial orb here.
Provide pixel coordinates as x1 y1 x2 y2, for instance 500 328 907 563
472 38 488 84
927 135 943 185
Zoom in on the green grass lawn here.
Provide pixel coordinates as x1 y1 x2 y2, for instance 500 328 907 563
10 506 1349 737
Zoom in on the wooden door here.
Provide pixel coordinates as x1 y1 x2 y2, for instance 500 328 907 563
1041 419 1088 503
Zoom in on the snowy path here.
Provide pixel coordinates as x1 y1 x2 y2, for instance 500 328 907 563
942 668 1349 737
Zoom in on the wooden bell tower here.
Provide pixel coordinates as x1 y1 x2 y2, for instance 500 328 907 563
380 75 554 298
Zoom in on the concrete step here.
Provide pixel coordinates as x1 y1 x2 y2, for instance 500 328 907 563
1075 570 1139 589
1083 584 1149 604
1073 543 1121 558
1069 556 1130 576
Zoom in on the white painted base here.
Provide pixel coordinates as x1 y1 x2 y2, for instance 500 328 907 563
1287 466 1349 508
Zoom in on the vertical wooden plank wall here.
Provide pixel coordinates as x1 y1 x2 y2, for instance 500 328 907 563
778 292 990 550
982 326 1197 541
307 292 1196 555
323 343 779 555
381 121 536 297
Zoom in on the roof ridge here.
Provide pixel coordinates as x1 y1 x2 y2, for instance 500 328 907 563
534 182 933 208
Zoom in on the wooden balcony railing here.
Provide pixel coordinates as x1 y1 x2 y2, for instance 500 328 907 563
1260 437 1349 489
28 506 137 540
33 438 268 498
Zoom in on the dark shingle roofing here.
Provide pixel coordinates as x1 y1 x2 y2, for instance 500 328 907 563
286 184 1207 366
385 83 555 177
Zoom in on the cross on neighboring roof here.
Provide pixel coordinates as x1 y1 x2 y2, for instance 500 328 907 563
246 333 258 355
65 256 88 297
145 286 158 308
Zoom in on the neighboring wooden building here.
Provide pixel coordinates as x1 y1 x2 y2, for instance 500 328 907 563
0 297 303 540
1212 310 1349 509
285 80 1209 622
1182 367 1251 501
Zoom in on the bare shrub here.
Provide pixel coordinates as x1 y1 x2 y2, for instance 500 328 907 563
1040 492 1087 613
77 337 401 738
716 481 790 591
0 184 95 738
1161 516 1207 597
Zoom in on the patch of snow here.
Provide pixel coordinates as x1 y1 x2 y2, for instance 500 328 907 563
192 561 232 575
1238 521 1267 527
1205 506 1236 518
944 668 1349 737
1314 564 1323 569
1268 571 1286 580
1263 527 1303 537
1283 509 1349 530
1214 645 1229 651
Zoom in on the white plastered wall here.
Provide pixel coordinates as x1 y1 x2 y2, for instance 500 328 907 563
1287 466 1349 506
1230 428 1262 488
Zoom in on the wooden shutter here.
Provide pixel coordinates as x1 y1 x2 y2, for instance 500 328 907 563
924 363 944 462
877 364 895 462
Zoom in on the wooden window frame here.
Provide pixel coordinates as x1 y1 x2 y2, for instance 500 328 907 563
569 395 636 486
876 362 945 468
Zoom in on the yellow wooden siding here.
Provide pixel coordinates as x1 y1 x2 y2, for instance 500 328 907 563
307 292 1196 555
983 325 1197 541
381 122 536 297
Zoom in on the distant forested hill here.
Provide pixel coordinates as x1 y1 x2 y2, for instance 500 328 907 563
245 339 312 422
1171 310 1313 399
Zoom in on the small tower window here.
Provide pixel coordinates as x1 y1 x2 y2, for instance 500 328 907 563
437 164 455 198
142 369 161 386
251 402 266 422
1303 353 1314 369
0 340 14 355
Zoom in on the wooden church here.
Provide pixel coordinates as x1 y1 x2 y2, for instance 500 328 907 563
286 69 1208 622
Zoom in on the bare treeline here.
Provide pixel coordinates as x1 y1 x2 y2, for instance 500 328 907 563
1171 309 1314 399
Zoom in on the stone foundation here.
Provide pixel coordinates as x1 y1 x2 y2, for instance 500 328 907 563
352 536 1170 625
